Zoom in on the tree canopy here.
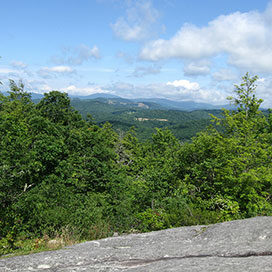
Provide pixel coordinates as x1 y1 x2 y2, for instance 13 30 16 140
1 74 272 255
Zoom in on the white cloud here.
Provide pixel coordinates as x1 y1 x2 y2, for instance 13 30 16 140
140 3 272 73
167 79 200 90
38 66 75 79
111 0 160 41
0 67 26 80
45 66 74 73
183 61 210 76
21 81 109 96
0 65 34 88
251 76 272 108
60 84 108 96
0 68 17 74
88 45 100 59
9 61 33 77
52 44 101 65
72 44 100 63
34 84 52 93
106 80 225 104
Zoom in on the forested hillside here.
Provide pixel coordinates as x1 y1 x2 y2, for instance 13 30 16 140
70 98 222 141
1 74 272 256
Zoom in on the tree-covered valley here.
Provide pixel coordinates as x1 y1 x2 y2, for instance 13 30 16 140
70 98 223 142
1 74 272 256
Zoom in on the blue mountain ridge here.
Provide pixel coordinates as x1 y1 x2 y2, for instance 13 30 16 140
1 91 236 111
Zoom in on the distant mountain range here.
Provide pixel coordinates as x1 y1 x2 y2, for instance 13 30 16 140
69 93 120 100
1 91 234 111
70 93 234 111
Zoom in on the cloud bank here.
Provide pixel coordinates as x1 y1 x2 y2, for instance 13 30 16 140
140 4 272 73
105 80 225 104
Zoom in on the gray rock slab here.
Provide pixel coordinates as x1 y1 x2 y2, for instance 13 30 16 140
1 216 272 271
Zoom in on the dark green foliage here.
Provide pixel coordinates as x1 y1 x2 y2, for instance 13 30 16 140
1 74 272 256
0 86 119 251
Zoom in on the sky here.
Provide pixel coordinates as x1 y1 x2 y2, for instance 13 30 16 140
1 0 272 106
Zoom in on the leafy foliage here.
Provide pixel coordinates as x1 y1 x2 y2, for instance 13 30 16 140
1 74 272 256
177 74 272 220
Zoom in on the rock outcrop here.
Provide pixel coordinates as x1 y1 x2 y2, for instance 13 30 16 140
1 216 272 271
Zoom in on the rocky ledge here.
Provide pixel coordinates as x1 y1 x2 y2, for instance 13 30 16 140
1 216 272 271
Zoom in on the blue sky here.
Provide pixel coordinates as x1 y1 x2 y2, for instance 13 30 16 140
1 0 272 106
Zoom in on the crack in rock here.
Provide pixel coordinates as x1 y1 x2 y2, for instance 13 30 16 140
11 252 272 271
118 251 272 267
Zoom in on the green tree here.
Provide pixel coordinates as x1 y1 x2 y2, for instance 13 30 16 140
177 73 272 220
36 91 82 126
0 81 37 245
0 86 119 245
227 73 262 119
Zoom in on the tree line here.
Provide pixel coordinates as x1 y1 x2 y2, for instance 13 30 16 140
1 74 272 255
